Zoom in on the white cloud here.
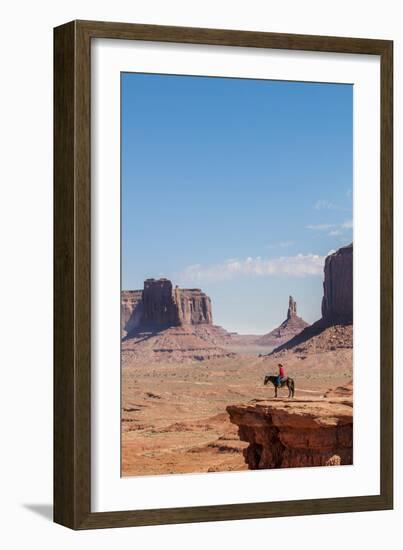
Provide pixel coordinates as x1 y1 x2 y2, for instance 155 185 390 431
266 240 295 249
178 253 326 284
314 199 335 210
306 223 335 230
307 220 353 235
314 199 351 212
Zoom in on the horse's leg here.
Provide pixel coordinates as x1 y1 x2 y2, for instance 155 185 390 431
274 384 277 398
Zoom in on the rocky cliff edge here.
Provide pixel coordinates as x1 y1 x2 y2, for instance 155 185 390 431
227 394 352 469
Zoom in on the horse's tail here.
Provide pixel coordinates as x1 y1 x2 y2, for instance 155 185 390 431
291 377 295 397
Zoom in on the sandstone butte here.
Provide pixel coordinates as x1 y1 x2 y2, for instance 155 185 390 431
122 278 213 338
121 278 234 362
227 391 353 470
255 295 309 346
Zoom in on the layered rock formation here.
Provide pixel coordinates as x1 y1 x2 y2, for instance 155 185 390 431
122 325 234 363
322 243 353 324
121 279 235 360
256 296 308 346
122 278 213 337
175 287 213 326
227 395 353 469
141 279 182 328
121 290 143 338
287 295 297 318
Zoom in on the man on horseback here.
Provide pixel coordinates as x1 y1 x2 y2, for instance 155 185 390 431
264 366 295 398
277 363 286 388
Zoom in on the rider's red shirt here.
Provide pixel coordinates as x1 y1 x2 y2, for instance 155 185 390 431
279 366 285 378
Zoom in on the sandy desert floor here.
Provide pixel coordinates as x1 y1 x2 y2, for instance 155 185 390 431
121 346 352 476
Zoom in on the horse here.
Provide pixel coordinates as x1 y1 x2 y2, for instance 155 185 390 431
264 375 295 398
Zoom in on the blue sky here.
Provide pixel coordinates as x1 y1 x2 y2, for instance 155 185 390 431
121 73 352 334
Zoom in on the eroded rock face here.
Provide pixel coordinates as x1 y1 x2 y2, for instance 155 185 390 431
122 278 213 336
175 287 213 325
142 278 181 328
287 295 297 319
227 396 353 469
121 290 143 337
322 244 353 324
256 296 308 346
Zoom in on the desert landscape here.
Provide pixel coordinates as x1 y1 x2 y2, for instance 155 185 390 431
121 244 353 476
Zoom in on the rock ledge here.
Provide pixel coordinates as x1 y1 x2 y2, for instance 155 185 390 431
227 396 353 469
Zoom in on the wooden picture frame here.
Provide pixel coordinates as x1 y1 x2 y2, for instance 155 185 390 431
54 20 393 530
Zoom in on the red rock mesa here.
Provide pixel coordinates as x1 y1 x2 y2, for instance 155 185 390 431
122 278 213 337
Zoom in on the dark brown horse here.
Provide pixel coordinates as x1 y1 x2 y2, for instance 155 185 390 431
264 375 295 398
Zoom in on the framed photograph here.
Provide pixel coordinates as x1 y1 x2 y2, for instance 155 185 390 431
54 20 393 529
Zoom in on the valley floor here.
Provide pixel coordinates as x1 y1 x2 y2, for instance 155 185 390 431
121 347 352 476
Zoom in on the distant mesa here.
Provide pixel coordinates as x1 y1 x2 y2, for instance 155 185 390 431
122 278 213 338
121 278 233 363
255 296 309 346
